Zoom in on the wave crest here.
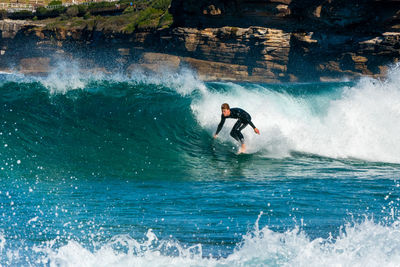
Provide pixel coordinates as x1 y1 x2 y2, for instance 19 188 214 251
192 64 400 163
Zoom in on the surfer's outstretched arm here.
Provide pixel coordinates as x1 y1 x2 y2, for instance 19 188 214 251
248 120 260 135
214 115 226 138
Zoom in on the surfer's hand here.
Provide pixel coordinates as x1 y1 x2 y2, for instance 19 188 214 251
213 134 218 139
254 128 260 135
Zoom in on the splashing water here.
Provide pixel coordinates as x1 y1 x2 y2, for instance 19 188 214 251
192 65 400 162
0 62 399 266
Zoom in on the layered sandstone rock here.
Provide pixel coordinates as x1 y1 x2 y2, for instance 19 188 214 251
0 0 399 82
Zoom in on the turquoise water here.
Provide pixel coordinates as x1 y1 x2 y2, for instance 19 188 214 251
1 65 400 266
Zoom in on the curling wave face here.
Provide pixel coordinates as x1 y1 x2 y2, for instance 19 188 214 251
2 63 400 168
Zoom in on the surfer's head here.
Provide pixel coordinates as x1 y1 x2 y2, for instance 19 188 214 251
221 103 231 117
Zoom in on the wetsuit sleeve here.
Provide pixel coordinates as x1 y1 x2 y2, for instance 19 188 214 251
248 120 256 129
215 115 226 135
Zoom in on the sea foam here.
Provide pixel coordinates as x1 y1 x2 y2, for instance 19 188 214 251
1 215 400 266
192 64 400 163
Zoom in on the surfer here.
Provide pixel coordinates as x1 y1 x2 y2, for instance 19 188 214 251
213 103 260 153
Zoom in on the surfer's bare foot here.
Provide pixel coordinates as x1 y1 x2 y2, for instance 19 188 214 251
238 144 246 154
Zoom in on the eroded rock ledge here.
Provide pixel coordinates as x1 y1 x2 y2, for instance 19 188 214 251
1 0 400 82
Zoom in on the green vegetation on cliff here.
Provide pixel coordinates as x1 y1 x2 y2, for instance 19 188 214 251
123 6 170 33
8 0 173 34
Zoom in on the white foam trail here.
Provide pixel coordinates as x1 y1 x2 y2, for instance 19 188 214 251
193 64 400 163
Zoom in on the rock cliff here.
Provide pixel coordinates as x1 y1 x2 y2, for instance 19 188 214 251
1 0 400 82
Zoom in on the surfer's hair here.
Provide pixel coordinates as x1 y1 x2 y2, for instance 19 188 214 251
221 103 230 110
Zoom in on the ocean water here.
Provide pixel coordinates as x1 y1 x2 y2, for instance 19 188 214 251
0 64 400 266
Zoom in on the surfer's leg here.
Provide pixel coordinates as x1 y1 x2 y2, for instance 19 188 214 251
236 122 248 144
230 120 242 142
238 122 248 132
236 122 248 153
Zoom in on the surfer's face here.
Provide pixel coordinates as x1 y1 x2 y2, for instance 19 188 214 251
222 108 230 117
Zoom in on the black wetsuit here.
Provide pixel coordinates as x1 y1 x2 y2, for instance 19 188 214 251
215 108 256 144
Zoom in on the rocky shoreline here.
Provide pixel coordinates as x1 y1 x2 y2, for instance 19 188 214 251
1 0 400 83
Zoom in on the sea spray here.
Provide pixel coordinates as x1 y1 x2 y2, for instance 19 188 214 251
229 217 400 267
0 215 399 266
192 67 400 162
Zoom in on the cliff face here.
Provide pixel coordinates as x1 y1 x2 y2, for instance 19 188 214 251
168 0 400 81
1 0 400 82
170 0 400 32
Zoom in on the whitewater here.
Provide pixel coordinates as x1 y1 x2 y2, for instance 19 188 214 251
0 63 400 266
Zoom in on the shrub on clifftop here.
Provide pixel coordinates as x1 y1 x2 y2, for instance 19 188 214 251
8 10 34 20
152 0 171 10
123 0 172 33
36 6 66 18
48 0 62 6
66 6 79 18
